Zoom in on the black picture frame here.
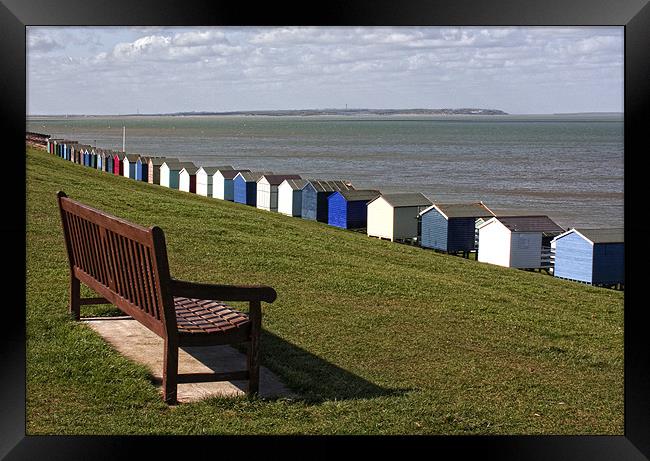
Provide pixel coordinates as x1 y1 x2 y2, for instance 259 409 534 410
4 0 648 458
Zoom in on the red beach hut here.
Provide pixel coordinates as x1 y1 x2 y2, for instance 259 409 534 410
113 152 122 176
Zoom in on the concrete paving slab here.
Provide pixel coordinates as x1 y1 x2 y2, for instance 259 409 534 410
82 316 295 404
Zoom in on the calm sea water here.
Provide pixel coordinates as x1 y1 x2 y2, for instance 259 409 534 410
27 114 624 229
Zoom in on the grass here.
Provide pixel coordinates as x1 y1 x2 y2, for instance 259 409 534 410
26 146 624 435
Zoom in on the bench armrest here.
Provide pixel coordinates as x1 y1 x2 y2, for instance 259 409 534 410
169 278 277 303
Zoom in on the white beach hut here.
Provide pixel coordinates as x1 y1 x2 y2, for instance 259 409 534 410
477 215 564 269
278 178 308 216
196 165 234 197
366 193 432 242
257 174 303 212
179 165 200 193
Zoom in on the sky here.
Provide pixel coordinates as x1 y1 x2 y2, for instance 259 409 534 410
26 26 624 115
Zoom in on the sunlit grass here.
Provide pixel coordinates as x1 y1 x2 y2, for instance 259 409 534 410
26 147 623 435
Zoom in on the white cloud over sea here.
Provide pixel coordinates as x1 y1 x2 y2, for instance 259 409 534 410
27 26 623 115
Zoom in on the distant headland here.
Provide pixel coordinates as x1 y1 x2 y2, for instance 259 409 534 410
133 108 509 117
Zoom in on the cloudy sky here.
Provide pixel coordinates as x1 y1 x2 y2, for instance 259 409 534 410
27 26 623 115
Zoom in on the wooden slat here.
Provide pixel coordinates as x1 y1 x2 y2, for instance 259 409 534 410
118 234 135 303
68 214 86 274
79 297 111 305
59 197 152 243
82 219 100 280
140 245 157 319
90 221 109 286
105 231 121 295
63 212 80 268
127 239 145 314
74 268 165 337
133 242 150 316
176 371 249 384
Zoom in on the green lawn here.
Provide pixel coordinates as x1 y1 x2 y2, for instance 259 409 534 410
26 147 624 435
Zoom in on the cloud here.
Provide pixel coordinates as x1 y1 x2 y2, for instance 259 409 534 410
27 34 63 53
26 26 624 114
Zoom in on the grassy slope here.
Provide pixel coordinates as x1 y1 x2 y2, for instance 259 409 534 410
26 147 624 435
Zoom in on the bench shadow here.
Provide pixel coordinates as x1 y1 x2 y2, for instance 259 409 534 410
82 311 412 403
182 329 412 403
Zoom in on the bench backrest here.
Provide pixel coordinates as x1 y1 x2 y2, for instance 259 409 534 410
57 191 177 338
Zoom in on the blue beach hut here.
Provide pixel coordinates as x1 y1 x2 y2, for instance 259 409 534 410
83 149 90 166
302 180 355 222
135 156 149 181
123 154 140 179
233 171 272 206
213 168 248 200
419 202 495 255
551 228 624 286
327 190 381 229
105 151 114 173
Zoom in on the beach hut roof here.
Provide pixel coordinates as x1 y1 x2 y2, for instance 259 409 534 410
199 166 236 175
123 154 141 162
336 189 381 202
150 157 179 166
485 215 564 234
259 174 302 186
198 166 220 175
180 165 200 175
239 171 273 182
220 169 250 179
163 160 196 170
306 179 355 192
281 178 308 190
372 193 432 208
421 202 495 219
553 227 624 244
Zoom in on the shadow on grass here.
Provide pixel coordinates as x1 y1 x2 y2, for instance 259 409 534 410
181 329 410 403
82 309 411 403
257 330 411 403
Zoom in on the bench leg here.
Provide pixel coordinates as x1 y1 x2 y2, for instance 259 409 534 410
247 337 260 396
247 300 261 396
163 338 178 405
69 275 80 321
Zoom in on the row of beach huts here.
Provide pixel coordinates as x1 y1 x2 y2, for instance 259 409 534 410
28 132 624 289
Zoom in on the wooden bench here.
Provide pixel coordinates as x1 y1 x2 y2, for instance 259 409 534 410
56 191 277 404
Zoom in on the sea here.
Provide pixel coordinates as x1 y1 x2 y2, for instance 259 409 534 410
26 114 624 229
